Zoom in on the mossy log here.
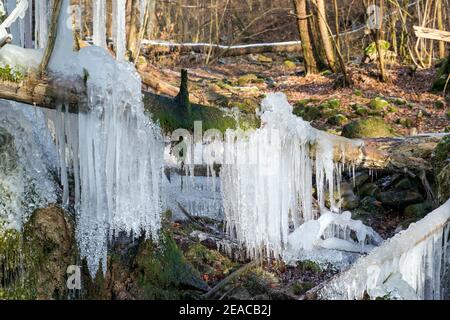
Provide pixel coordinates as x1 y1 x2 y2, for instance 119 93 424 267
0 73 445 174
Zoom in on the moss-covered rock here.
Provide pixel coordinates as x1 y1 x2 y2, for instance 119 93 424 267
404 202 432 219
238 74 259 86
431 53 450 92
257 54 273 63
369 97 390 111
284 60 297 70
327 114 348 126
396 117 413 128
432 135 450 176
185 243 237 284
360 196 384 215
377 191 424 208
341 117 395 138
436 163 450 205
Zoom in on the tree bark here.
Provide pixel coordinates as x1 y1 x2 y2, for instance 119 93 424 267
127 0 140 61
313 0 336 72
293 0 318 75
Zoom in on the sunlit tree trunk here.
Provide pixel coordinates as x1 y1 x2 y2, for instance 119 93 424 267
313 0 336 72
293 0 318 75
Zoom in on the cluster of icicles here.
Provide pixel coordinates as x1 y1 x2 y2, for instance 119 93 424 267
1 0 449 299
319 200 450 300
219 93 378 260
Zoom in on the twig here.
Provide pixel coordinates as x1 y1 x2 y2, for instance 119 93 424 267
39 0 63 76
201 260 258 299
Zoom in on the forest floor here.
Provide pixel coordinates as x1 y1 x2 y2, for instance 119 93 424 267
141 51 449 135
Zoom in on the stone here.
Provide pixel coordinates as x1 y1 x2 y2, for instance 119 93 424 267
369 97 390 111
404 202 432 219
377 191 424 208
238 74 258 86
327 114 348 126
284 60 297 70
341 117 395 138
357 182 379 198
360 196 384 215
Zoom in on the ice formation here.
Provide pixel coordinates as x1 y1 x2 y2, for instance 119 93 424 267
0 0 28 44
284 210 382 255
92 0 107 48
220 93 362 259
38 0 164 276
112 0 126 60
319 200 450 300
0 101 57 230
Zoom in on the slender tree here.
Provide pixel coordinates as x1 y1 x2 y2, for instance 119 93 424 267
293 0 318 75
313 0 336 72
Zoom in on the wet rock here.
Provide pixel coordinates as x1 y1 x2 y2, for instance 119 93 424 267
404 202 432 219
341 117 395 138
377 191 423 208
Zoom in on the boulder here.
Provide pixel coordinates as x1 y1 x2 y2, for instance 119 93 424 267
377 191 424 208
341 117 395 138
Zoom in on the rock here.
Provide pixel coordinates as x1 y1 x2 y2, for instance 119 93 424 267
284 60 297 70
341 117 395 138
340 182 360 210
394 178 414 190
377 191 424 208
436 163 450 204
296 106 322 121
404 202 432 219
238 74 258 86
327 114 348 126
431 53 449 91
353 172 370 188
396 117 413 128
357 182 379 198
257 54 272 63
369 97 390 111
432 135 450 175
360 196 384 215
22 206 77 299
321 98 341 109
355 107 369 116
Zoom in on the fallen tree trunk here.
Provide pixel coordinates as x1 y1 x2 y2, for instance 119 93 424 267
0 78 83 113
0 76 444 174
141 40 303 57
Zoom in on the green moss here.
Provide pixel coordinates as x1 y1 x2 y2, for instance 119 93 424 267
0 64 25 83
238 74 259 86
354 89 363 97
404 202 432 219
432 135 450 175
297 260 321 273
284 60 297 70
135 232 203 299
432 53 450 92
341 117 396 138
144 92 259 133
396 117 413 128
369 97 390 111
185 243 237 282
320 98 341 110
364 41 390 60
291 281 314 295
327 114 348 126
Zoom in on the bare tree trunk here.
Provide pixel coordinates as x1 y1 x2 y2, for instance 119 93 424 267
437 0 446 59
293 0 318 75
313 0 336 72
374 0 388 82
127 0 140 61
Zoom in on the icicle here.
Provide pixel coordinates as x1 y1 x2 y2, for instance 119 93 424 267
92 0 106 48
34 0 49 48
319 200 450 300
112 0 126 60
220 93 361 260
